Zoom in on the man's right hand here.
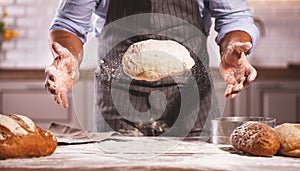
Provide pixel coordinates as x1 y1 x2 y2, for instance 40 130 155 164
45 42 80 108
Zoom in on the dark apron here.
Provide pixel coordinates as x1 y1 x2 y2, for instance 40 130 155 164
94 0 213 137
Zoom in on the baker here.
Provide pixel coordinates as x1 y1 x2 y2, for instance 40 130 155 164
45 0 259 136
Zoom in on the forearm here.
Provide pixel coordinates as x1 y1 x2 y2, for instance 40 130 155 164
210 0 259 53
49 30 83 64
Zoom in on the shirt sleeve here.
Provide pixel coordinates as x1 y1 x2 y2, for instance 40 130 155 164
208 0 259 53
49 0 101 43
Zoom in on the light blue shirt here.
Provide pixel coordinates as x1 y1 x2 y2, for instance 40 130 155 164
50 0 259 51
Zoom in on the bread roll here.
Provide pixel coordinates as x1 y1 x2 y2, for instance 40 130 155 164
0 114 57 159
230 122 280 157
122 39 195 81
275 123 300 157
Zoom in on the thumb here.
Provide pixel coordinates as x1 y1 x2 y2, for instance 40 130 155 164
52 42 70 58
247 65 257 82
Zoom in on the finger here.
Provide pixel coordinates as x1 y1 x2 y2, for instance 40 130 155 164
45 80 59 95
230 85 242 97
243 80 250 89
45 80 55 93
228 92 238 99
45 66 52 76
232 76 246 93
223 72 237 85
46 72 56 82
45 66 58 80
49 75 56 82
52 42 69 58
235 51 247 66
60 92 69 109
54 92 62 105
225 84 234 98
247 66 257 82
230 87 241 98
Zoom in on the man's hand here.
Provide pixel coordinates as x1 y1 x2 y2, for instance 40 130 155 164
220 41 257 99
45 42 80 108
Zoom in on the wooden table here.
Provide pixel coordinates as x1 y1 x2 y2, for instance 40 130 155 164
0 136 300 171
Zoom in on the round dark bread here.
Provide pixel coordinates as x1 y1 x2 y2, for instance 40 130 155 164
275 123 300 157
230 122 280 157
0 114 57 159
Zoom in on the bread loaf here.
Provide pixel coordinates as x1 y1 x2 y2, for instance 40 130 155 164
0 114 57 159
122 39 195 81
275 123 300 157
230 122 280 157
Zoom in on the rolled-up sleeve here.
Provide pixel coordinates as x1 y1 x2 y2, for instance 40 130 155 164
209 0 259 52
50 0 100 43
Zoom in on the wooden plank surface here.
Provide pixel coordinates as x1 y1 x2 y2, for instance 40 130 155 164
0 136 300 171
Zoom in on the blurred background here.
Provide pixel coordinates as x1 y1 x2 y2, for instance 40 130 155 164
0 0 299 131
0 0 57 68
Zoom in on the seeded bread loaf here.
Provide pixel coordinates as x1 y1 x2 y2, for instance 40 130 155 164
0 114 57 159
275 123 300 157
230 122 280 157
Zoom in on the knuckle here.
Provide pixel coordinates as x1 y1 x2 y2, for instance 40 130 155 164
45 82 50 88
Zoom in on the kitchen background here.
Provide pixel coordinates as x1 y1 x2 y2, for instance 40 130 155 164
0 0 299 131
0 0 299 68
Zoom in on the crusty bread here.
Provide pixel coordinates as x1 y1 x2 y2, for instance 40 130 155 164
275 123 300 157
230 122 280 157
0 114 57 159
122 39 195 81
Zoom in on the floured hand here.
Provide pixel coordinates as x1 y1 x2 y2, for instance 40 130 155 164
220 42 257 98
45 42 80 108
